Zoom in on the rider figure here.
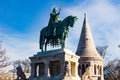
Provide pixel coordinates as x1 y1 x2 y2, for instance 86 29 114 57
48 7 61 36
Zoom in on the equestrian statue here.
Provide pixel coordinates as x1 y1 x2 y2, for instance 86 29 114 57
39 7 78 52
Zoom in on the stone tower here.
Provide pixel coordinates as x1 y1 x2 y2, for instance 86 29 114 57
76 14 104 80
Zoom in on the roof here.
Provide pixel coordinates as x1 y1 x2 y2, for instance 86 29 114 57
76 14 103 61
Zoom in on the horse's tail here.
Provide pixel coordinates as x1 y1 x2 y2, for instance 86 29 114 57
39 27 46 51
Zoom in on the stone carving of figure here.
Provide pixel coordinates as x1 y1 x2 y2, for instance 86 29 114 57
16 66 26 80
64 61 71 76
47 7 61 36
81 66 92 80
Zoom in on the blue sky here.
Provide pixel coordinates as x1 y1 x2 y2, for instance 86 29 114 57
0 0 120 62
0 0 84 33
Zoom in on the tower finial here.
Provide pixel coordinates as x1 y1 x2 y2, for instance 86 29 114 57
84 13 86 18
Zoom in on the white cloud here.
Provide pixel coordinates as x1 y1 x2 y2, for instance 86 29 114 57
0 33 39 61
63 0 120 60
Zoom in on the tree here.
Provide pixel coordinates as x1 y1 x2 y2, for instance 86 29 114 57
10 59 30 80
0 41 10 72
96 45 108 59
21 59 30 73
104 59 120 80
96 45 109 80
12 59 30 73
96 45 120 80
12 60 21 73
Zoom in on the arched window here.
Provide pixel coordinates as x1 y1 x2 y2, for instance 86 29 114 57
39 62 45 77
34 63 39 77
78 64 81 76
94 65 96 75
78 64 81 69
82 64 85 75
86 64 89 68
100 66 102 75
35 62 45 77
98 65 100 75
49 61 61 77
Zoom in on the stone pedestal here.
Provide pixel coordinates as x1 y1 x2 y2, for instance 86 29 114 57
29 49 80 80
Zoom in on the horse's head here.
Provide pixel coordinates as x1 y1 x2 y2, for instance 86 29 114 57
69 16 78 27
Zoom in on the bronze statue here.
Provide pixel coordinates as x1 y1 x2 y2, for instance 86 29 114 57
39 7 78 52
47 7 61 36
16 66 26 80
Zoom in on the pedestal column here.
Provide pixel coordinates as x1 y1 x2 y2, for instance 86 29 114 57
30 63 36 78
75 62 79 77
44 61 50 77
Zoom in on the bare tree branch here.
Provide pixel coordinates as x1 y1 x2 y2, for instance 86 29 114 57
0 42 10 72
96 45 108 59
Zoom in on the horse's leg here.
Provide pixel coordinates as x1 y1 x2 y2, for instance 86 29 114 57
45 40 47 51
60 33 65 49
45 38 50 51
62 41 65 49
62 33 66 49
40 33 45 52
63 34 67 48
61 40 65 49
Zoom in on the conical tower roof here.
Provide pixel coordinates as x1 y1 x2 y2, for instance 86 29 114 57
76 14 103 61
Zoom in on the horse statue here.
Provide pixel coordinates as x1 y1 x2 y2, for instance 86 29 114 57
39 15 78 52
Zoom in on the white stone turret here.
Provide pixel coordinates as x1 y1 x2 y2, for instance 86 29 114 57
76 14 104 80
76 14 103 61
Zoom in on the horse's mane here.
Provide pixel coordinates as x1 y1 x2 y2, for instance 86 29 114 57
62 15 74 23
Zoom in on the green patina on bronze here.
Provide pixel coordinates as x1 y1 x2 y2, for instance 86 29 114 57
39 7 78 52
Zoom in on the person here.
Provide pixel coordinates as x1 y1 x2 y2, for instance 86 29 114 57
47 7 61 36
